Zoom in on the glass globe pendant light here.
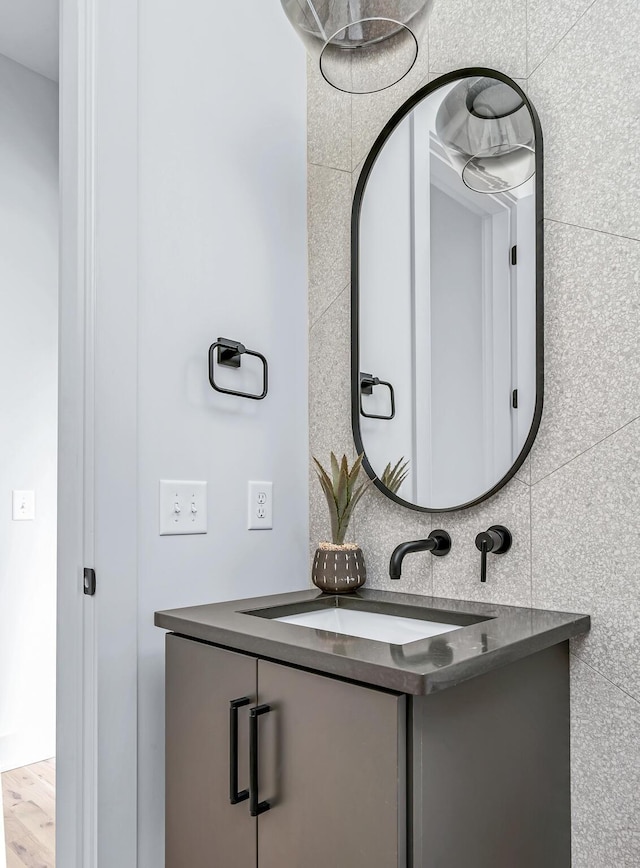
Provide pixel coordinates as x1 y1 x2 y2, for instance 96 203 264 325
435 77 535 194
280 0 434 94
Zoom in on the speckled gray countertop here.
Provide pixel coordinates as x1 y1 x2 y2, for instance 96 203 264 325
154 589 590 695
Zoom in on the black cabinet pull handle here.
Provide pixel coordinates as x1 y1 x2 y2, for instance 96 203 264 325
229 697 251 805
249 704 271 817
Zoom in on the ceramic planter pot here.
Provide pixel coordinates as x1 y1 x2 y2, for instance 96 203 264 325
311 543 366 594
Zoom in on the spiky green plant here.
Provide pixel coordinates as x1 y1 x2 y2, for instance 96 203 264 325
381 457 410 494
313 452 371 545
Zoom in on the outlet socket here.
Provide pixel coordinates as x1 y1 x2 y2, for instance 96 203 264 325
248 481 272 530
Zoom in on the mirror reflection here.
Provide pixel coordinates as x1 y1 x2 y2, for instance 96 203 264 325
354 71 541 511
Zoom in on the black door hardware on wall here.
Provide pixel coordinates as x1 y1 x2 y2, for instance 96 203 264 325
229 697 251 805
389 530 452 579
83 567 96 596
475 525 512 582
249 703 271 816
208 337 268 400
360 372 395 420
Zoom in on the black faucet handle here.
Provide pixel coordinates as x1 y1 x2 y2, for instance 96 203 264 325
429 529 452 556
474 525 512 583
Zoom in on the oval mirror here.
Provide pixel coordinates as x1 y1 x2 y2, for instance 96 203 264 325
352 69 543 512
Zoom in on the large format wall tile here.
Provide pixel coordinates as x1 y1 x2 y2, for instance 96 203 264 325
355 487 434 595
532 419 640 699
309 286 353 464
570 656 640 867
351 35 429 169
429 0 527 78
432 478 532 608
308 164 352 327
530 221 640 483
307 57 352 172
308 285 354 567
307 3 640 858
528 0 640 239
308 286 356 562
527 0 596 73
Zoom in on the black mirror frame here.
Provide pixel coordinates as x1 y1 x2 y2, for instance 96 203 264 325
351 67 544 513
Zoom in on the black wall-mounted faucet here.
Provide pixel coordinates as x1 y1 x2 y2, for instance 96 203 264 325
389 530 451 579
474 525 512 582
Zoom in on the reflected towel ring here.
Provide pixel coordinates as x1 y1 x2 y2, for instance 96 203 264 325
360 372 395 420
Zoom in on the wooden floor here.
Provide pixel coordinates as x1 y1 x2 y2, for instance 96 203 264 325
2 759 55 868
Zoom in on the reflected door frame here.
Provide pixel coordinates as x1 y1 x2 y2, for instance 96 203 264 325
415 134 516 505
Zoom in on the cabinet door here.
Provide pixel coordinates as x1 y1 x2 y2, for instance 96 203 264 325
256 660 406 868
165 635 257 868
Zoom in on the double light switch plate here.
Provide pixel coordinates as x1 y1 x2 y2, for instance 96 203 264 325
159 480 207 535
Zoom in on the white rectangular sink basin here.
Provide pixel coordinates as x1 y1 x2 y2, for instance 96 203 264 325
275 607 462 645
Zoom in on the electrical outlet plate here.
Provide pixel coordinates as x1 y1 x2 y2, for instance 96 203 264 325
12 490 35 521
159 480 207 535
248 481 273 530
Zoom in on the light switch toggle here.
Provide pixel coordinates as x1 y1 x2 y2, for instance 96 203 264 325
13 490 35 521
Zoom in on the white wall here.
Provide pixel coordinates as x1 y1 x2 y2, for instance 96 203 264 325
135 3 308 864
0 53 58 772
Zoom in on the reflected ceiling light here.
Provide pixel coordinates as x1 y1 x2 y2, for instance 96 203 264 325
280 0 434 94
435 77 535 193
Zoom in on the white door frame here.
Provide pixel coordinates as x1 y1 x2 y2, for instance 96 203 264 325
58 1 139 865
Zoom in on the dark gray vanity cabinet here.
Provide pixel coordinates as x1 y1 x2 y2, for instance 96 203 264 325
158 591 585 868
165 634 406 868
165 636 257 868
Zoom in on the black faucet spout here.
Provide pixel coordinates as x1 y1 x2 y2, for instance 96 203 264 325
389 530 451 579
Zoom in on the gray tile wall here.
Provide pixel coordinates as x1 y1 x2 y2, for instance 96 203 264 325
307 2 640 864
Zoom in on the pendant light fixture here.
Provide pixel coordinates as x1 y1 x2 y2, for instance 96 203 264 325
281 0 434 94
435 77 535 194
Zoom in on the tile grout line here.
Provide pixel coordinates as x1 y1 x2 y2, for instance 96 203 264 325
570 651 640 708
528 0 600 78
349 86 356 204
545 217 640 245
309 278 351 335
531 415 640 487
512 475 531 490
308 159 352 175
430 511 435 597
529 478 533 607
525 0 529 82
